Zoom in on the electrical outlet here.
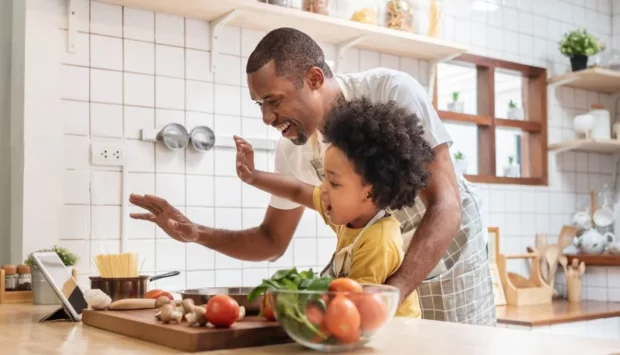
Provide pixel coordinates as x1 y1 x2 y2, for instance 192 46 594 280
91 142 125 167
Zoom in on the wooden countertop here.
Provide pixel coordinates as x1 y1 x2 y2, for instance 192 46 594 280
497 300 620 326
1 304 620 354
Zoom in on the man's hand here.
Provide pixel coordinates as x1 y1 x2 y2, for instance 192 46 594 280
234 135 256 184
129 194 200 242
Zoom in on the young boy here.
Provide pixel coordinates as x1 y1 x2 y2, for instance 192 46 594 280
234 97 435 318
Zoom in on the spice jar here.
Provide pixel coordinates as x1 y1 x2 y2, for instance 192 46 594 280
17 264 32 291
303 0 329 15
383 0 413 32
2 264 18 291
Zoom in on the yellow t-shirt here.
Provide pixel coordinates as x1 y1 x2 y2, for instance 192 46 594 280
312 187 421 319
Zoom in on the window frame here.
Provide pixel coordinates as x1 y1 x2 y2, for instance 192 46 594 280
433 53 548 186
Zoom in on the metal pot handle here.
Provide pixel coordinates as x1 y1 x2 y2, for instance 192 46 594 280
150 271 181 282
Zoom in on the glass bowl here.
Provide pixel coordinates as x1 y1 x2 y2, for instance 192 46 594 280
268 284 400 352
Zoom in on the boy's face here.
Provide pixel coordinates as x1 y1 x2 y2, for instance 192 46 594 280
319 146 375 227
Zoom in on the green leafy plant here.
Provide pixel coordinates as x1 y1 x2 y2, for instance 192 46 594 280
508 155 514 165
454 151 465 160
24 245 79 267
559 29 600 57
452 91 460 102
248 268 333 342
508 100 517 109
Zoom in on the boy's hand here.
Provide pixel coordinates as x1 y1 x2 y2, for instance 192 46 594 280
234 135 256 184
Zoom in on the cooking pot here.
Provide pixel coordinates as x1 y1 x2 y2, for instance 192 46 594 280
89 271 180 302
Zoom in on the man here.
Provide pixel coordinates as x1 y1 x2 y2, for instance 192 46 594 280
130 27 496 326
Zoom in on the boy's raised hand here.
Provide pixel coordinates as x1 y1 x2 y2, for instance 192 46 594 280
234 135 256 184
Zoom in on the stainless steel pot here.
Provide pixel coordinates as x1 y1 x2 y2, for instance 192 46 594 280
89 271 180 302
31 266 61 305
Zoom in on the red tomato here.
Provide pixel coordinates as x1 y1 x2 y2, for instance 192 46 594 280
144 289 173 300
321 294 332 306
206 295 240 327
328 278 363 293
352 294 388 331
306 304 324 325
260 292 276 321
324 295 361 340
337 328 361 344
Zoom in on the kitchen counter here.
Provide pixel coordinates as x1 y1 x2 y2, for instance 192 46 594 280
497 300 620 326
2 304 620 354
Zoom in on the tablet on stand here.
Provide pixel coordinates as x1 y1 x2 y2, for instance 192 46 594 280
30 251 88 322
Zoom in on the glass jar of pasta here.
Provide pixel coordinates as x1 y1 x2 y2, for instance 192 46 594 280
383 0 413 32
339 0 380 26
303 0 329 15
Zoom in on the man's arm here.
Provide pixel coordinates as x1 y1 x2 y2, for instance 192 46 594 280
385 143 461 302
194 205 305 262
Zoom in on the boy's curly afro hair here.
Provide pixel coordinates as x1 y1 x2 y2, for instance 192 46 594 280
322 97 435 211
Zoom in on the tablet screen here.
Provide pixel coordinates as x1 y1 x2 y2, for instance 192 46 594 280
35 253 88 316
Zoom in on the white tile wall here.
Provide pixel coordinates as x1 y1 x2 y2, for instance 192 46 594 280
48 0 620 296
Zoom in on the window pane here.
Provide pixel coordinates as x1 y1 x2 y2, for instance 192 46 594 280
444 122 478 175
495 127 522 177
494 68 524 120
437 62 478 115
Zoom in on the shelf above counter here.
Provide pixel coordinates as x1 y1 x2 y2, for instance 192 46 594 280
547 68 620 94
94 0 468 66
548 139 620 154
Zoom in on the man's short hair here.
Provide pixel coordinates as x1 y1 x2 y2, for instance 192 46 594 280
246 27 333 89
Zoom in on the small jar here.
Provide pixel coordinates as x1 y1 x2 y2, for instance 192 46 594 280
383 0 414 32
2 265 18 291
258 0 289 7
17 264 32 291
340 0 380 25
303 0 329 15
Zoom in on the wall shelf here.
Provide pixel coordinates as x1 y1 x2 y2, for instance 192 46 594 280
548 139 620 154
547 68 620 94
565 254 620 267
94 0 468 73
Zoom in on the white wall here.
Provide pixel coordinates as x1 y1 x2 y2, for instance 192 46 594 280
10 0 620 301
0 0 12 265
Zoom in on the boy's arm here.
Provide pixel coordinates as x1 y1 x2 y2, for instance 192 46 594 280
250 170 315 210
234 135 315 210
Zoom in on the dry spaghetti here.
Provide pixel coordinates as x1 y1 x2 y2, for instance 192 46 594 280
94 252 140 278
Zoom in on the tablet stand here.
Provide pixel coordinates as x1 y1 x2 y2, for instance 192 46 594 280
39 305 75 323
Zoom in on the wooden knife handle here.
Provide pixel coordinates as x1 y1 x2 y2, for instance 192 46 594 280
108 298 156 310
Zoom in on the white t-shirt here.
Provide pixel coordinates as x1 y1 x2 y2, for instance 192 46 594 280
269 67 453 210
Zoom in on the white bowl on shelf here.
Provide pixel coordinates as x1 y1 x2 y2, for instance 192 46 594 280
573 113 595 138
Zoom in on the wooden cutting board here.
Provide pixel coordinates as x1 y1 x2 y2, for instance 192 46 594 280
82 309 292 352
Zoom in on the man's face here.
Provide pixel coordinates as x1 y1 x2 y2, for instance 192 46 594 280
247 61 323 145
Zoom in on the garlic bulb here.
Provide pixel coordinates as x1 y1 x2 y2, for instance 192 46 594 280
84 289 112 310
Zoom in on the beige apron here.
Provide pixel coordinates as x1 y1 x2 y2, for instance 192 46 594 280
319 210 387 278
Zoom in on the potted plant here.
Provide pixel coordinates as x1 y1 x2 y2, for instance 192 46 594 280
24 245 79 305
447 91 464 113
507 100 523 119
502 155 520 178
559 28 600 72
453 151 467 175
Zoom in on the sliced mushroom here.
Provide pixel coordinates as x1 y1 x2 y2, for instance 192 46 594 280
185 306 207 326
182 298 195 314
155 310 162 320
160 304 175 324
170 309 184 323
155 295 172 308
238 306 246 321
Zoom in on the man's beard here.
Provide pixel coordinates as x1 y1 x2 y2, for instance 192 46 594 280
289 122 309 145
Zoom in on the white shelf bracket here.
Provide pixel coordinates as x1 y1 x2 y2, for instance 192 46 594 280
67 0 77 53
210 10 238 73
334 35 367 74
427 53 463 97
